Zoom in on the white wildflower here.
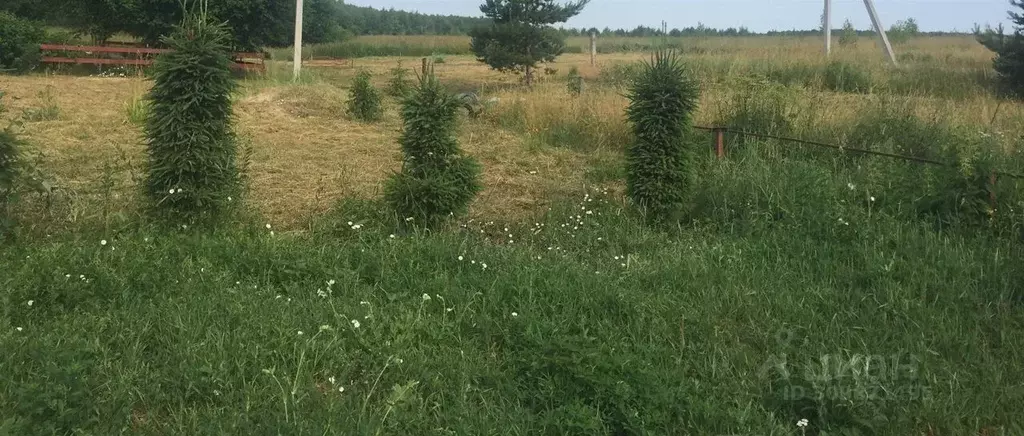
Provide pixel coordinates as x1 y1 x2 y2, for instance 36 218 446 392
100 239 108 246
297 331 304 335
327 279 336 286
847 182 855 190
265 223 272 229
319 324 332 331
422 293 431 301
870 196 876 202
389 234 396 239
351 319 360 329
16 327 23 332
328 376 336 384
169 189 175 194
338 386 345 393
511 312 518 317
797 418 809 428
27 300 34 307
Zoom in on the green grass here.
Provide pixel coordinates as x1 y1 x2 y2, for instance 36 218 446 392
3 140 1023 434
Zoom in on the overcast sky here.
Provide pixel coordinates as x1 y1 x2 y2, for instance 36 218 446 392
345 0 1016 33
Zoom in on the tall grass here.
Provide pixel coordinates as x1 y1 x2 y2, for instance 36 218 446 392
267 35 472 61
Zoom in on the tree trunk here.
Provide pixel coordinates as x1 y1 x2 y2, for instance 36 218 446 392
525 65 533 86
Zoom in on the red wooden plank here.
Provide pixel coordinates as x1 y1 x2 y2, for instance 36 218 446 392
40 44 170 55
233 52 266 59
41 56 154 66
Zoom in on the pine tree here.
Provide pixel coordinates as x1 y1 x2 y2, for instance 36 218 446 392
469 0 589 86
347 71 384 122
144 2 240 222
625 50 700 222
385 67 481 227
978 1 1024 97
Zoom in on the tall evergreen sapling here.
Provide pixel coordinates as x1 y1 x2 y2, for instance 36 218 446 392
348 70 384 122
386 63 413 97
977 1 1024 98
144 5 241 222
625 50 700 222
385 70 481 227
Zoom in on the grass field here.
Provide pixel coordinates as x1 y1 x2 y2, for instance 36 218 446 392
2 35 1024 434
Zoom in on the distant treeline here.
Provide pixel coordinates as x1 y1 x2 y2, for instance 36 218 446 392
0 0 966 48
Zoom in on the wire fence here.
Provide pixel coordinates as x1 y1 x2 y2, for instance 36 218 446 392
692 125 1024 180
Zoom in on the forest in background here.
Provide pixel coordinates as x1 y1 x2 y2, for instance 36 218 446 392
0 0 957 50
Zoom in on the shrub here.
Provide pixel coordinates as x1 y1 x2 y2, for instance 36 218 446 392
823 60 872 93
386 64 413 98
624 50 700 222
143 7 241 222
347 71 384 122
566 66 584 96
0 12 44 73
839 20 857 46
596 62 642 88
384 69 481 227
888 18 919 45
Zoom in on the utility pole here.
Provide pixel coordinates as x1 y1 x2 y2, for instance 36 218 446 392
292 0 304 80
823 0 831 56
862 0 897 65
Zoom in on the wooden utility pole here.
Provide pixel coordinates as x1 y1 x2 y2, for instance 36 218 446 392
823 0 832 56
862 0 897 65
589 31 596 67
292 0 304 80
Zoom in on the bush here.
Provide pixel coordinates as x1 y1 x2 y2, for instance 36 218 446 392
386 64 413 98
143 9 241 223
596 62 642 88
839 20 858 46
347 71 384 122
385 69 481 227
823 60 872 93
625 50 700 222
566 66 583 96
0 12 44 73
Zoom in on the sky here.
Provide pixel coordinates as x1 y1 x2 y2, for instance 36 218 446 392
345 0 1016 33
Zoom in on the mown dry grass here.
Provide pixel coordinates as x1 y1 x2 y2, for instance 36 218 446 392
4 36 1023 232
0 70 594 231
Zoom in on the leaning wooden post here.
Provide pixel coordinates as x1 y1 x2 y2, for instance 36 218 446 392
421 57 427 76
989 171 998 214
712 128 725 159
589 31 597 67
